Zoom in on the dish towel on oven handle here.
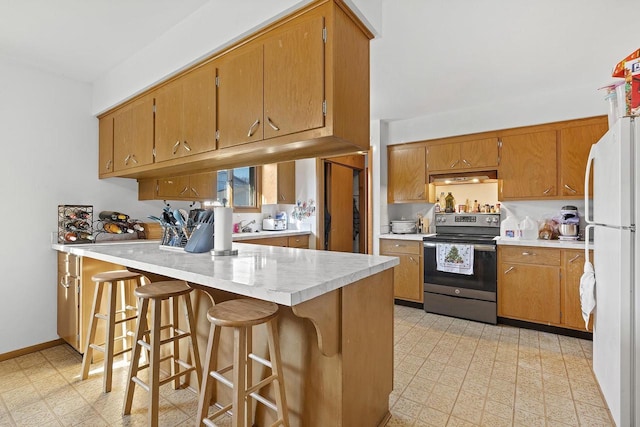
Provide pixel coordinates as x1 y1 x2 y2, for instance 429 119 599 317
436 243 474 275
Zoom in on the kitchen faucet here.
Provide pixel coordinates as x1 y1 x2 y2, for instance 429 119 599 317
238 220 255 233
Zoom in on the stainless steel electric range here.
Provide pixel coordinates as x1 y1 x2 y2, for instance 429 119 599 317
423 212 500 324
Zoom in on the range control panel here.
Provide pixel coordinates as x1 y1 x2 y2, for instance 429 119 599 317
434 213 501 227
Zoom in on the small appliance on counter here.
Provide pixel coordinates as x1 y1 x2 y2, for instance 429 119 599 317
558 205 580 240
263 212 287 231
390 219 417 234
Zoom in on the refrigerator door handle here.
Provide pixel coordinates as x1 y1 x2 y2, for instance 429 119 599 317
584 224 594 260
584 144 596 225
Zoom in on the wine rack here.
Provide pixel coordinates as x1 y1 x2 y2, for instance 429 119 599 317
58 205 93 244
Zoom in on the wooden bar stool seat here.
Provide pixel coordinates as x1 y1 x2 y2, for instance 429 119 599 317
123 280 202 427
196 298 289 427
80 270 146 393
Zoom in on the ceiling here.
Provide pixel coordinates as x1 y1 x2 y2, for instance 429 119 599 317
0 0 636 123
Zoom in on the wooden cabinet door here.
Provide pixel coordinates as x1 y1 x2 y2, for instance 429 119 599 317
559 121 608 197
427 143 460 171
263 14 325 140
154 81 183 162
562 250 594 331
288 235 309 248
498 263 561 324
327 162 354 252
393 254 422 302
388 146 427 203
460 137 499 169
500 130 557 199
156 176 189 199
98 115 114 176
217 44 263 149
189 171 216 200
182 62 216 156
113 96 154 171
263 162 296 204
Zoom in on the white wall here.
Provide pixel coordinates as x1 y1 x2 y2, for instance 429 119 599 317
0 59 170 354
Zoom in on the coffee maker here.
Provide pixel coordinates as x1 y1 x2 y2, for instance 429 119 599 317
558 205 580 240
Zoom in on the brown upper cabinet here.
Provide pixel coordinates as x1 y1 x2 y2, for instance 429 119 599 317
217 14 324 149
262 162 296 204
387 145 428 203
112 94 155 172
155 62 216 162
98 115 114 177
139 171 217 201
499 130 558 199
427 138 499 172
558 121 608 197
98 1 372 181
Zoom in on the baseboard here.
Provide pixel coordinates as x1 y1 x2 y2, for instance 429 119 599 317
498 317 593 340
0 338 66 362
394 299 423 309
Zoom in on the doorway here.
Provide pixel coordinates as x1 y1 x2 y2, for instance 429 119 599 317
317 154 367 253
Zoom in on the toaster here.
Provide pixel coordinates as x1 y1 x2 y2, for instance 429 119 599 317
262 218 287 231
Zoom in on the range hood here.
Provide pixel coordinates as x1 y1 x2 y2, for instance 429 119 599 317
429 170 498 185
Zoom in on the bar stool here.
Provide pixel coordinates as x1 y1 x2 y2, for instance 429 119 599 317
196 299 289 427
123 281 202 427
80 270 146 393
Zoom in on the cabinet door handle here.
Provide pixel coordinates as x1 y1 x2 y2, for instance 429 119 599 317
183 141 191 152
248 118 261 137
124 154 131 165
521 251 535 256
564 184 577 194
60 278 70 289
450 159 459 168
105 159 112 170
394 244 405 248
409 256 418 264
172 140 181 154
191 187 200 197
266 116 280 131
280 194 285 201
462 159 471 166
569 254 582 263
504 266 515 274
417 191 424 198
130 154 138 164
543 186 553 195
179 186 189 196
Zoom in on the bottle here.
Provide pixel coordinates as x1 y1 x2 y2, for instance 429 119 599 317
473 200 479 212
99 211 129 221
500 215 520 239
465 198 470 213
445 192 455 213
434 199 441 213
439 192 446 211
520 216 538 240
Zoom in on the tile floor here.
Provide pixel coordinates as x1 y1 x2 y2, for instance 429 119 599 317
0 306 614 426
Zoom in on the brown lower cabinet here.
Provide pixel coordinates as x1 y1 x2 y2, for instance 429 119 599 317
380 239 423 303
498 245 593 331
240 234 309 248
57 252 133 353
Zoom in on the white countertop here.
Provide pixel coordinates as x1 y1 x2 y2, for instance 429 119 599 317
52 241 398 307
496 237 594 250
379 233 433 241
232 229 310 241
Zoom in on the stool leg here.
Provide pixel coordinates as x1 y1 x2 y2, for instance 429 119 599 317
81 281 104 380
183 292 203 390
266 318 290 427
148 298 162 427
232 326 247 427
103 281 117 393
123 297 148 416
246 326 253 427
196 323 221 425
170 296 180 389
119 279 130 364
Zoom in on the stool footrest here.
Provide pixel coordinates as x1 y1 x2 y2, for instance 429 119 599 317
88 343 104 353
114 315 138 325
158 366 196 387
248 377 278 412
131 376 150 392
249 352 273 369
206 402 234 424
112 347 133 358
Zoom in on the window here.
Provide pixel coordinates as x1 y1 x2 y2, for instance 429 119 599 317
216 167 260 211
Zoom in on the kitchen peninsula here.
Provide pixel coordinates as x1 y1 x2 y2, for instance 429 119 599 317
53 241 398 427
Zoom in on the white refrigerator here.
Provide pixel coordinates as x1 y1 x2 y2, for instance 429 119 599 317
585 116 639 426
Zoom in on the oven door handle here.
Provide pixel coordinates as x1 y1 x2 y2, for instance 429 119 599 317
423 242 496 252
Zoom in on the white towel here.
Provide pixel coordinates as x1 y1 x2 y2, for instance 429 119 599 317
436 244 474 275
579 261 596 330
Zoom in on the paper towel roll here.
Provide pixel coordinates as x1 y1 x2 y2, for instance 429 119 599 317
214 207 233 252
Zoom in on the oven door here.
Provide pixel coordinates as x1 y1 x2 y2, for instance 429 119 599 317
423 241 497 299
